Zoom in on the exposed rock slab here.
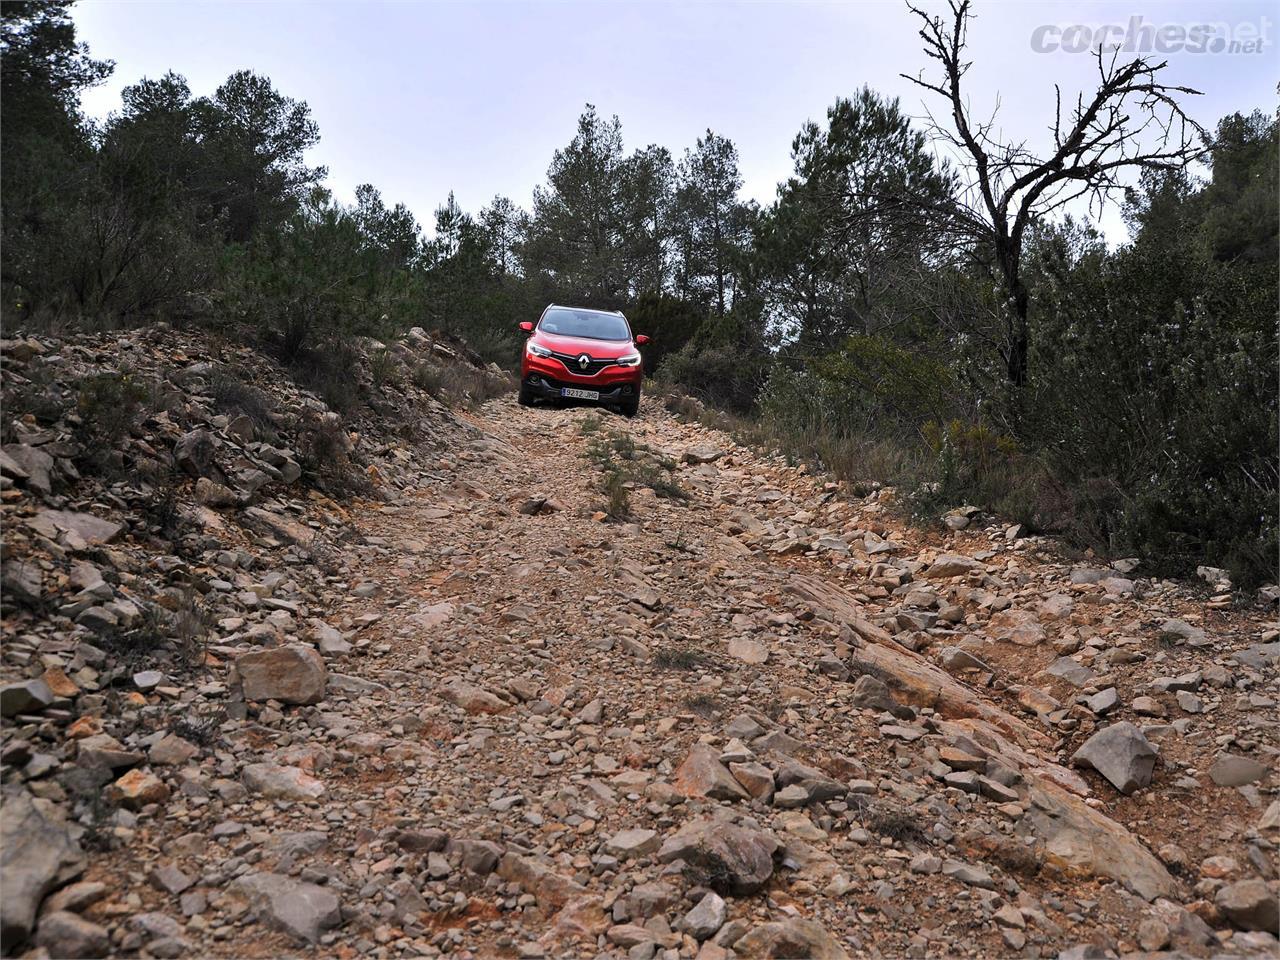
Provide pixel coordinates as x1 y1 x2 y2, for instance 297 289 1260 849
1024 780 1176 901
0 788 86 951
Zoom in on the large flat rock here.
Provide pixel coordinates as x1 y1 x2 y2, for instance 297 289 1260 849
1024 779 1177 901
1 788 86 951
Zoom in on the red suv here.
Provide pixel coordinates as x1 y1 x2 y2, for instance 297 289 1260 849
518 305 649 416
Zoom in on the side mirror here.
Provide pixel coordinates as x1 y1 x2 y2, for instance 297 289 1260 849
635 334 650 346
518 321 534 335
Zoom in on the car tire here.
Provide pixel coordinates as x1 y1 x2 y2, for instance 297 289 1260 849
619 392 640 418
518 382 535 406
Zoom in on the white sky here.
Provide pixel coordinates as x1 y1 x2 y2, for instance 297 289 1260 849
75 0 1277 240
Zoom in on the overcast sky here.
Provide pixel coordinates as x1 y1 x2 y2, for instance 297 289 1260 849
74 1 1276 239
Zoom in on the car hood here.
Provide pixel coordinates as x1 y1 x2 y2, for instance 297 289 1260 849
534 332 634 357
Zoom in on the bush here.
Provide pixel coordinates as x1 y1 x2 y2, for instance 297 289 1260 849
75 370 155 449
297 412 368 497
660 341 769 413
419 362 511 409
1012 223 1278 585
210 368 278 439
288 340 361 413
626 290 703 374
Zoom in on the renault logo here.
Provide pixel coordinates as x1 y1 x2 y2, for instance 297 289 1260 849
577 354 590 370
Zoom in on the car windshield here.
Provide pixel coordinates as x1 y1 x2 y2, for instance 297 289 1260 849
539 307 630 341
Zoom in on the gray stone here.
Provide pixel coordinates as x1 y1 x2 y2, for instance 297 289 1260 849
604 828 660 859
1215 878 1279 932
43 881 107 915
728 761 774 802
682 891 726 940
656 820 779 895
133 670 163 691
309 620 352 657
850 674 895 711
1208 753 1268 787
151 864 194 896
27 508 123 546
0 788 85 951
683 445 725 464
1023 781 1176 901
987 608 1046 646
1044 658 1096 688
2 444 53 495
33 911 109 959
450 838 503 875
1086 688 1119 715
1072 722 1157 794
174 428 219 479
230 872 341 943
672 743 748 801
924 554 987 579
775 758 846 802
76 733 143 770
727 636 768 664
942 859 995 888
938 647 992 673
241 763 326 801
1 560 42 607
194 476 238 506
149 734 199 766
732 918 848 960
0 679 53 718
235 645 326 705
1159 619 1205 643
725 714 765 740
773 783 811 808
396 829 448 853
132 911 183 940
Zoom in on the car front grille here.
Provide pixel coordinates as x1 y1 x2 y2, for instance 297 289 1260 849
549 351 616 376
529 375 632 395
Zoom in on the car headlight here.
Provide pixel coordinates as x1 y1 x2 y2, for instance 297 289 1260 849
527 341 552 358
614 351 642 367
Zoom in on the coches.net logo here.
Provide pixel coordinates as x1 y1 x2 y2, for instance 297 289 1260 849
1031 15 1272 54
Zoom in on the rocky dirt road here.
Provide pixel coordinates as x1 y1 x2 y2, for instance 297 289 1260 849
2 331 1277 959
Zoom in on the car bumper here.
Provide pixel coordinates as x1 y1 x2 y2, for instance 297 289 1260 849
520 355 642 402
522 373 640 403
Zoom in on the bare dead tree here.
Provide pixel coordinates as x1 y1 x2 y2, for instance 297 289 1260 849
901 0 1207 387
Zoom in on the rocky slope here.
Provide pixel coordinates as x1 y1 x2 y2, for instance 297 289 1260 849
1 326 1277 960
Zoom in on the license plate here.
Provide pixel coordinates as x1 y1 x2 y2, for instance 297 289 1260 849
561 387 599 400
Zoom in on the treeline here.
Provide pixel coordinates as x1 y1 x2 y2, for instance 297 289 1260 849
2 2 1276 584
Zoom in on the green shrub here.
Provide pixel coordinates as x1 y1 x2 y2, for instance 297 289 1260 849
210 368 278 438
75 370 154 447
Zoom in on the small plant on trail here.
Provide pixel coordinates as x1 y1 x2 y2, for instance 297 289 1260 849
655 644 705 670
683 850 736 895
172 704 227 747
681 692 718 715
369 346 401 389
586 428 685 512
864 803 927 844
602 468 631 520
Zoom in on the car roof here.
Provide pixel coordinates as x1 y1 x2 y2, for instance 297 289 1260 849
545 304 626 318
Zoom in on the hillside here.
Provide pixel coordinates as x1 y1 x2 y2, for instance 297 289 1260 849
1 327 1277 959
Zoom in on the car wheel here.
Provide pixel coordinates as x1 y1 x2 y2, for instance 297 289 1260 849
518 382 535 406
620 392 640 417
